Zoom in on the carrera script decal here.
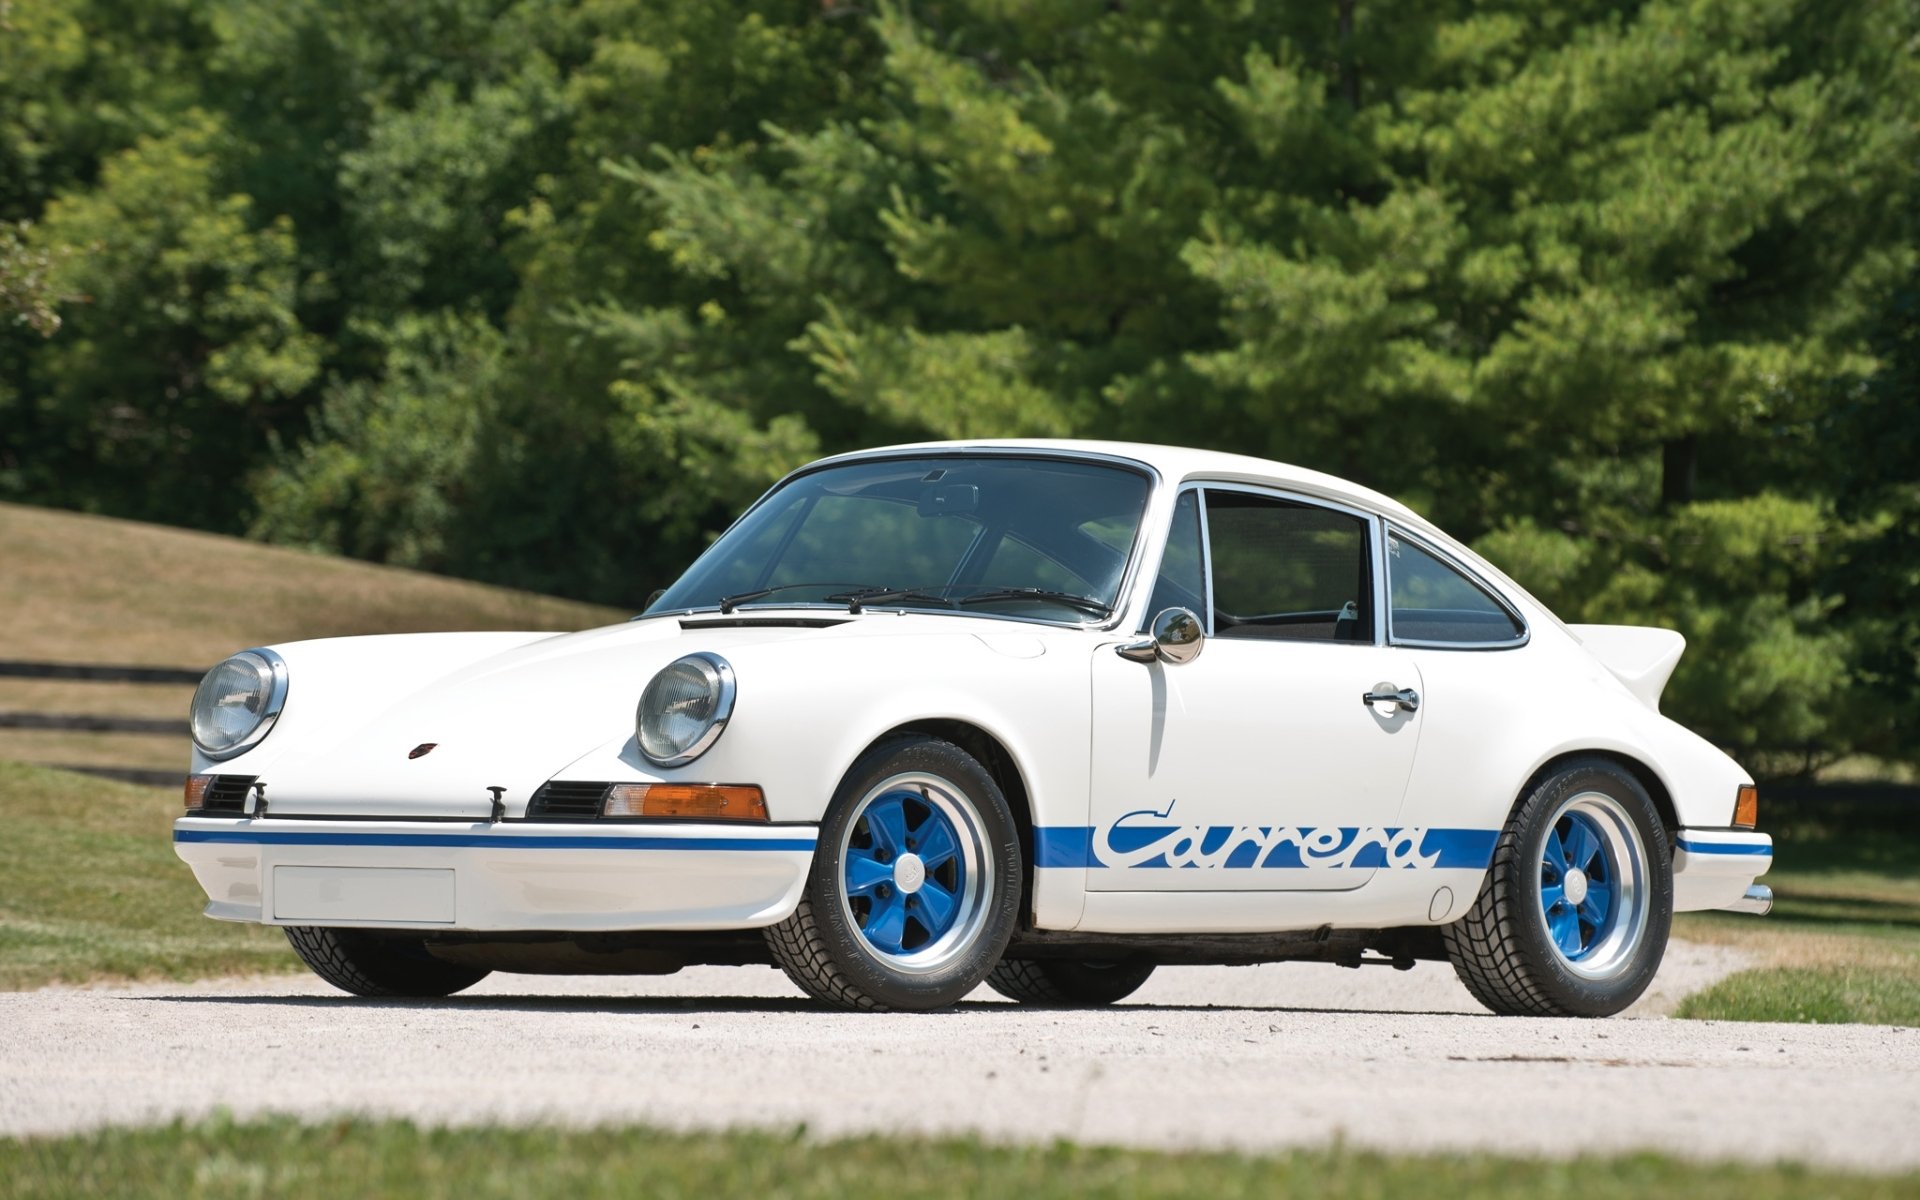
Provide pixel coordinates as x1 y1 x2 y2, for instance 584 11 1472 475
1034 802 1498 870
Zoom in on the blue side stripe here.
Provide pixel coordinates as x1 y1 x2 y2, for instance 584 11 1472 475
1036 826 1094 868
174 829 816 852
1676 838 1772 857
1033 825 1498 869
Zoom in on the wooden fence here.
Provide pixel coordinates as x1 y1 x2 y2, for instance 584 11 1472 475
0 659 197 787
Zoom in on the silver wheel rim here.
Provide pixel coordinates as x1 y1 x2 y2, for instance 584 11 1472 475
1537 790 1651 980
836 770 994 976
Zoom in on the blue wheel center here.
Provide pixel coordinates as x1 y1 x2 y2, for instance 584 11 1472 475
845 789 967 957
1540 811 1618 961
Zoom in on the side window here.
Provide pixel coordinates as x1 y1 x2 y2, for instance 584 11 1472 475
1144 490 1206 623
1204 491 1373 642
1387 532 1525 646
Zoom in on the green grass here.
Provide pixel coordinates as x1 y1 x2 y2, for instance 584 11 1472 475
5 1118 1915 1200
0 761 296 989
1677 965 1920 1025
1674 784 1920 1026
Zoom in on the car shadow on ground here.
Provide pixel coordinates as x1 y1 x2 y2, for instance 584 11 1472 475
126 993 1488 1019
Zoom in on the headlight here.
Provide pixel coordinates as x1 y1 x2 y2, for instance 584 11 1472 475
189 649 288 760
636 652 735 766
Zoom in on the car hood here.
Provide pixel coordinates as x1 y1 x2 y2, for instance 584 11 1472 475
211 611 1068 818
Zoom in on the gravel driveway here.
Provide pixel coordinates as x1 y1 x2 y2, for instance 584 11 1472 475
4 941 1915 1172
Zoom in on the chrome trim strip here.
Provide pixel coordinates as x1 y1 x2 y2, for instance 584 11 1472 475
1196 486 1216 636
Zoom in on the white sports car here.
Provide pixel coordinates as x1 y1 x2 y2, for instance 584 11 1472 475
175 440 1773 1016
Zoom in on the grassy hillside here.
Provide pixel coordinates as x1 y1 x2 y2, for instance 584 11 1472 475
0 501 625 774
0 762 296 988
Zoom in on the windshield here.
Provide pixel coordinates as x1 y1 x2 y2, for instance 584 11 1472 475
647 455 1154 623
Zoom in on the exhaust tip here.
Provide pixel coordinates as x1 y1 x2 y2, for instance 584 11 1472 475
1724 883 1773 916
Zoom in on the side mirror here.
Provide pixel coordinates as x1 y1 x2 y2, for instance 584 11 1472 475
1116 607 1206 666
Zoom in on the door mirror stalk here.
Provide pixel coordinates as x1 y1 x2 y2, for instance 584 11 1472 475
1116 607 1206 666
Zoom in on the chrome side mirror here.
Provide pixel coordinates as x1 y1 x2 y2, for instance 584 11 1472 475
1116 607 1206 666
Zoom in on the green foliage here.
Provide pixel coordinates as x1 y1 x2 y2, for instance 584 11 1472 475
0 220 74 336
17 115 323 531
248 311 506 567
1 0 1917 766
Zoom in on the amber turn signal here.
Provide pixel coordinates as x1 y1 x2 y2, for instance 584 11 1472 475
1733 784 1759 830
183 774 212 811
602 783 768 821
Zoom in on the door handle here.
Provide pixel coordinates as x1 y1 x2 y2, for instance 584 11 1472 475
1363 686 1419 713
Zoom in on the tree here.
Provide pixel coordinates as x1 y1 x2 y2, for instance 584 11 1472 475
585 0 1917 769
3 0 1915 769
20 115 323 530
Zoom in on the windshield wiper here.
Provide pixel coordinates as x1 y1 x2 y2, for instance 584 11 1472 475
716 582 877 614
824 586 958 614
954 587 1112 617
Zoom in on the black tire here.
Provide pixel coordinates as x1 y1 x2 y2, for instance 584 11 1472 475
1443 757 1673 1017
765 735 1022 1011
284 926 490 998
986 956 1156 1006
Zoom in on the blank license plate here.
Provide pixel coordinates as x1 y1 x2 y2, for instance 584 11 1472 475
272 866 456 924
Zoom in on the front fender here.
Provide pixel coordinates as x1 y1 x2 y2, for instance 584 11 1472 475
563 626 1097 829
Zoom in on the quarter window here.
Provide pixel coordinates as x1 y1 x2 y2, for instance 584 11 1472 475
1144 490 1206 622
1203 492 1373 643
1387 533 1524 645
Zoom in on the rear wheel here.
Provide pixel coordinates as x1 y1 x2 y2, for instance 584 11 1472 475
1443 758 1672 1017
284 926 490 998
766 735 1021 1011
986 956 1156 1006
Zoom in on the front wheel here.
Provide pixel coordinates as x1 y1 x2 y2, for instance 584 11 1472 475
765 735 1022 1011
1443 758 1672 1017
284 926 490 997
986 956 1156 1006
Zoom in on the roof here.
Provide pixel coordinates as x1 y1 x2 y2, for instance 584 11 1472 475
817 438 1430 530
809 438 1561 629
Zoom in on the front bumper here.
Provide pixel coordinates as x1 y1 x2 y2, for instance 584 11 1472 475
173 817 818 932
1671 827 1773 914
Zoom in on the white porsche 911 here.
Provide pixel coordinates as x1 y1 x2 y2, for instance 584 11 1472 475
175 440 1773 1016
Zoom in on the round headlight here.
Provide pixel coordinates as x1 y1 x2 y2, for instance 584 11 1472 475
637 653 735 766
189 649 288 759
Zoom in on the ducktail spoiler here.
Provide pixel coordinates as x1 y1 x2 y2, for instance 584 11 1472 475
1566 624 1686 712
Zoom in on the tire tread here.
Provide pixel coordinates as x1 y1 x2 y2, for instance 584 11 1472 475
1441 796 1562 1016
764 732 1020 1011
984 957 1156 1006
1442 756 1671 1018
284 926 488 998
985 958 1073 1004
764 893 884 1012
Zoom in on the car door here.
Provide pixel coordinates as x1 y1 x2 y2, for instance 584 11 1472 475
1086 485 1426 892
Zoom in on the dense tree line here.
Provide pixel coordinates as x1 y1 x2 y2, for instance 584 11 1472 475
2 0 1915 775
